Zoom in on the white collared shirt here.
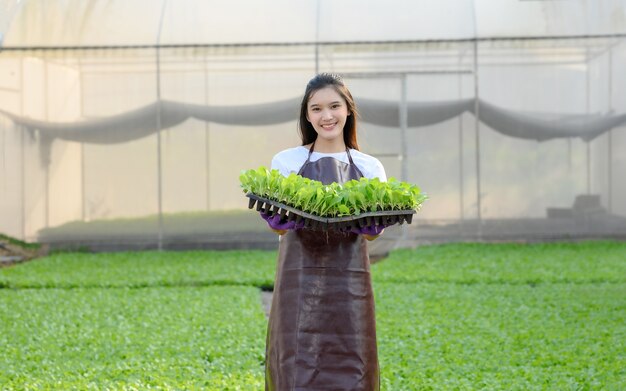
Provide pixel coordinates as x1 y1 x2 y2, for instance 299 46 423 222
270 146 387 182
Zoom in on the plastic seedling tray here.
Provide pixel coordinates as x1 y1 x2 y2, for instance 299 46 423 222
246 193 415 231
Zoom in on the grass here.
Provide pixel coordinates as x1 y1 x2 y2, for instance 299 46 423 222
0 250 276 290
0 286 266 389
376 282 625 390
372 241 626 284
0 241 624 389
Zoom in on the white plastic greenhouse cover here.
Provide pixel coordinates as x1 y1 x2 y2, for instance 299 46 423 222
1 0 626 248
1 0 625 48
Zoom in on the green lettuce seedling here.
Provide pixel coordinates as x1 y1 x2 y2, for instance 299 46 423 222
240 167 427 217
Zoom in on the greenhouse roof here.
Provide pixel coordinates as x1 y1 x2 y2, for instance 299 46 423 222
1 0 625 49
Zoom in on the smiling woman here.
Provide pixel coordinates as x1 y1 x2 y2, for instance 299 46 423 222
263 73 385 390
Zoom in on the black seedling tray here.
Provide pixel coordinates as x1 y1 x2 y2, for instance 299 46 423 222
246 193 415 231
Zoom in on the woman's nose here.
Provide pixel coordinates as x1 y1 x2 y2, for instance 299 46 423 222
322 109 333 119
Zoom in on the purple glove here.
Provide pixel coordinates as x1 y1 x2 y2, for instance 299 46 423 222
260 212 304 231
350 224 386 236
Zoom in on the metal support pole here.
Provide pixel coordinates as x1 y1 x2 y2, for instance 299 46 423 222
155 0 167 251
458 60 465 221
608 131 612 210
79 61 86 221
473 40 482 222
315 0 320 73
20 59 26 240
400 74 408 182
204 55 211 211
607 47 613 213
586 143 591 194
44 145 49 229
20 127 25 239
156 70 163 250
154 58 165 250
43 61 49 228
81 143 86 220
585 49 591 194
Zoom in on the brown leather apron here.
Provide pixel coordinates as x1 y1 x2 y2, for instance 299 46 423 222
265 143 380 391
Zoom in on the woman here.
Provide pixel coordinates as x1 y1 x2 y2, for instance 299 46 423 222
264 73 386 390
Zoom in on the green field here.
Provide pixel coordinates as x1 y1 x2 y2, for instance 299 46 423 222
1 241 625 390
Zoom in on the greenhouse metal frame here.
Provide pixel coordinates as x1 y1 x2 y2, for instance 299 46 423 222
1 0 625 249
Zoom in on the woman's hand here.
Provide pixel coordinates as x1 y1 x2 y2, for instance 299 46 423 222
363 229 384 241
260 212 303 234
350 225 385 238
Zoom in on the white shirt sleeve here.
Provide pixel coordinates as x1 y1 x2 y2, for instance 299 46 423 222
367 158 387 182
270 147 311 176
270 155 290 177
350 150 387 182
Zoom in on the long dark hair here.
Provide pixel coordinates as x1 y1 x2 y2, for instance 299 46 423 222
298 73 360 150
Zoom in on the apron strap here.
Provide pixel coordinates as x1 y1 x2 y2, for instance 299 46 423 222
304 141 356 167
345 147 356 165
304 141 316 164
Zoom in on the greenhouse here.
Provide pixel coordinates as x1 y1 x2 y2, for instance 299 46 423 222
1 0 625 251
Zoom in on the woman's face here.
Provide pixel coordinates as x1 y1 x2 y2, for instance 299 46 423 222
306 86 350 144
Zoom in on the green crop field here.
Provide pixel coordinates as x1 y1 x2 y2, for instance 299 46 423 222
1 241 624 390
